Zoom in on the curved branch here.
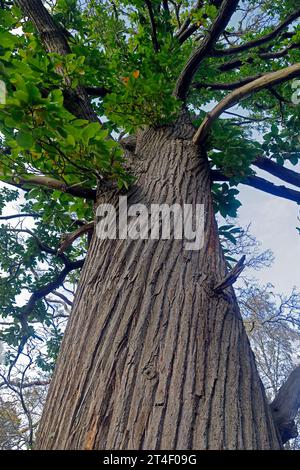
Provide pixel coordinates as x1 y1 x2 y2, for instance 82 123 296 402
193 63 300 144
174 0 239 101
5 227 72 266
57 222 94 254
218 42 300 72
6 228 59 256
5 257 84 374
21 258 84 317
51 290 73 307
212 8 300 56
1 172 96 200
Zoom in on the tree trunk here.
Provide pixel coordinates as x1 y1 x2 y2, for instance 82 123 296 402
36 122 282 450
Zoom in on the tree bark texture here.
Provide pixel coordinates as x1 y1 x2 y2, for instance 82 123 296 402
36 123 282 449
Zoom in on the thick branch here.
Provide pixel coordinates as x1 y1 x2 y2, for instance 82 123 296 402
85 86 110 98
254 157 300 189
177 23 200 44
218 42 300 72
15 0 98 121
271 366 300 444
0 213 40 220
211 170 300 204
175 0 203 43
193 63 300 144
174 0 239 101
57 222 94 254
0 379 49 389
145 0 159 52
193 73 262 90
175 0 224 44
1 172 96 200
212 8 300 56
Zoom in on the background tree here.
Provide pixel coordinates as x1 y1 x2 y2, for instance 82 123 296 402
0 0 300 449
241 284 300 447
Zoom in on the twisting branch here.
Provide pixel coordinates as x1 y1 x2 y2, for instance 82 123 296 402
3 219 89 368
211 170 300 204
3 224 85 371
174 0 239 101
9 258 85 371
271 366 300 444
57 222 94 254
193 63 300 144
20 259 84 320
211 8 300 56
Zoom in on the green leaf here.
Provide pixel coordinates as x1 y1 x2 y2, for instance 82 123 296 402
16 131 34 149
66 133 76 146
81 122 101 144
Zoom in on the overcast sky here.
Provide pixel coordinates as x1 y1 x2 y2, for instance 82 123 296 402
237 181 300 294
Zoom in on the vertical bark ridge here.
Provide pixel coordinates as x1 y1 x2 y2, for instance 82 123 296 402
36 125 281 450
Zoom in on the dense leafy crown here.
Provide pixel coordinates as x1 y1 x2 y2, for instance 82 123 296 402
0 0 300 372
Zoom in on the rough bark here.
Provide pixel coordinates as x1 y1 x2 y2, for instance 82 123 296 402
36 123 282 450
